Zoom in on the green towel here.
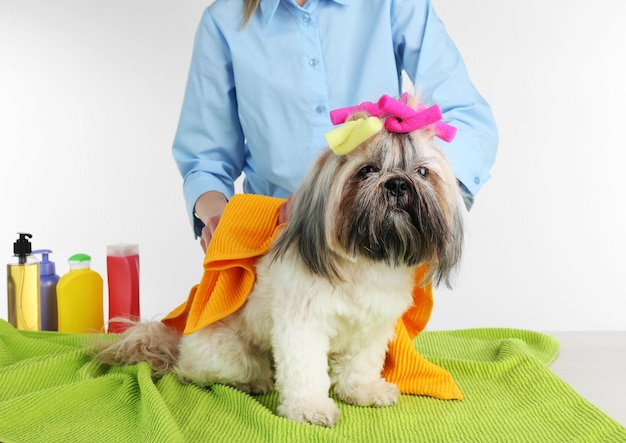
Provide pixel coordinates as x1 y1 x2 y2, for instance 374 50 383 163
0 319 624 442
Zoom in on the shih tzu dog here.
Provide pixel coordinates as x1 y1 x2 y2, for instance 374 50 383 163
94 94 464 427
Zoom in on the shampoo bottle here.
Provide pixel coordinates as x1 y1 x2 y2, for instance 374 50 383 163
106 243 140 333
7 233 40 331
33 249 60 331
57 253 104 334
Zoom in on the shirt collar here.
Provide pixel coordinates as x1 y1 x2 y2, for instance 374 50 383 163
260 0 351 27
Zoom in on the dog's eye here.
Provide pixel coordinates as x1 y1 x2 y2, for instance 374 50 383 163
358 165 379 178
417 166 429 178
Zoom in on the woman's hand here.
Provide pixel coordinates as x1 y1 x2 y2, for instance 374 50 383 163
195 191 228 253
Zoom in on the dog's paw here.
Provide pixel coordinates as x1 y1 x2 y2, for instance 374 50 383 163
277 397 341 427
335 379 400 407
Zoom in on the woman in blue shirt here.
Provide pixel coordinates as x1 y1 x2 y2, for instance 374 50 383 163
172 0 498 251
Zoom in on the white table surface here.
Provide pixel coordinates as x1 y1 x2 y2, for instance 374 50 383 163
548 331 626 427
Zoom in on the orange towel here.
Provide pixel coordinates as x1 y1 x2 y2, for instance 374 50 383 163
162 194 462 400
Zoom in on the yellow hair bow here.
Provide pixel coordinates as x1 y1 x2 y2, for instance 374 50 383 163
324 116 384 155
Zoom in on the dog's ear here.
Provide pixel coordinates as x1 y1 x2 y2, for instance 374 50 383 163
270 150 343 282
430 195 464 289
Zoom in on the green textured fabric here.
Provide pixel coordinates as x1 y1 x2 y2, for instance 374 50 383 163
0 319 624 442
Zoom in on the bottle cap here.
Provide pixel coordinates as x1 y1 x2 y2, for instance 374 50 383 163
33 249 56 275
14 233 33 256
68 253 92 270
107 243 139 257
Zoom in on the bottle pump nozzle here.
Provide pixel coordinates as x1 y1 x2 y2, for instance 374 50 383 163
33 249 56 276
14 233 33 264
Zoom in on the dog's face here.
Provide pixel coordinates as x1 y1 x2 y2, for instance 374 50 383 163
272 115 464 287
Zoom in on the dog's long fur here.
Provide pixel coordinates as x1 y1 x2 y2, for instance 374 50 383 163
94 106 464 427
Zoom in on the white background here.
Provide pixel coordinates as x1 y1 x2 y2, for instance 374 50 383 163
1 1 625 331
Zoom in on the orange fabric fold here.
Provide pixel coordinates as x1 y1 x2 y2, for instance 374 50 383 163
162 194 285 335
162 194 462 400
382 270 463 399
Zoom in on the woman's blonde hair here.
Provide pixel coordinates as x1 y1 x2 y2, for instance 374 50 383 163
242 0 260 26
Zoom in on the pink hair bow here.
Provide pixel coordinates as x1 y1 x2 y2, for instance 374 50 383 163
325 93 457 155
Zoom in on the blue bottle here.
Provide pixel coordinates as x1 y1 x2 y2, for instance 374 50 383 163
33 250 60 331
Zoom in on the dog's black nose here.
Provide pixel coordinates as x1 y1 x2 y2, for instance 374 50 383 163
384 177 408 197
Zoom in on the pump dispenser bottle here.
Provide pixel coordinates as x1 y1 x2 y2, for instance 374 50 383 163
7 233 40 331
57 253 104 333
33 250 60 331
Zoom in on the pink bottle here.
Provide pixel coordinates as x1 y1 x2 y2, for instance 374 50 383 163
106 244 140 333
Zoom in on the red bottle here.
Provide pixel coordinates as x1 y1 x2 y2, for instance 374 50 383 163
106 244 140 333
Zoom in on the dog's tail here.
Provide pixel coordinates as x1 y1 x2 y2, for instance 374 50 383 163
91 320 181 378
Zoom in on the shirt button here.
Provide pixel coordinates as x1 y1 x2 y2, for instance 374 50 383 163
474 177 480 185
302 14 311 23
308 58 318 67
315 105 326 114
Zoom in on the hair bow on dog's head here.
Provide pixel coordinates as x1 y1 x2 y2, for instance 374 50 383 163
324 93 457 155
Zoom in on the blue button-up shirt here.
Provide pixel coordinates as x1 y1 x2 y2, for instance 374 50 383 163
173 0 498 232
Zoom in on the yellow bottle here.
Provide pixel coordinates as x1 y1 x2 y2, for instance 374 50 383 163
57 253 104 333
7 233 40 331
